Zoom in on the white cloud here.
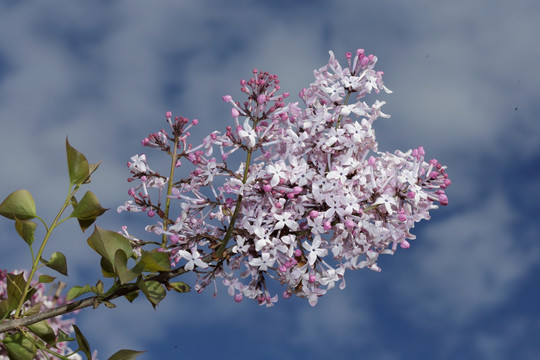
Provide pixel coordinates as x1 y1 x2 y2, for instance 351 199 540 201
392 193 538 327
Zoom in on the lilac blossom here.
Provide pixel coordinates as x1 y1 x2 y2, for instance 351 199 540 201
118 49 451 307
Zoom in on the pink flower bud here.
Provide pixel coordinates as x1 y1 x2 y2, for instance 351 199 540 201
287 193 295 199
231 108 240 117
309 210 319 218
165 111 172 118
308 274 316 283
257 95 266 104
345 219 355 228
398 213 407 222
324 221 332 231
222 95 232 102
294 249 302 257
147 210 156 217
263 184 272 192
234 293 243 303
438 193 449 206
400 240 410 249
192 119 198 125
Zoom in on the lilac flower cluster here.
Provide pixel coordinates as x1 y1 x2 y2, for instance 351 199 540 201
0 270 83 359
118 49 451 306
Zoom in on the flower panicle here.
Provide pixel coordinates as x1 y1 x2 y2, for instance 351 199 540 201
119 49 451 307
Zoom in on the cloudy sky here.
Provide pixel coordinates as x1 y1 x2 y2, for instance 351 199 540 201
1 1 540 359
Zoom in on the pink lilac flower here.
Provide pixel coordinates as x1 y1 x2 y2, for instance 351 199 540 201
118 49 451 307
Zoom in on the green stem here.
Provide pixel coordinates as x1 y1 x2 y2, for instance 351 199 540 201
22 329 72 360
161 137 179 248
215 145 253 259
334 91 352 129
14 186 79 318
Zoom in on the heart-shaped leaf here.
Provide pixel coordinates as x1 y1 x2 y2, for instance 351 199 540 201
0 189 36 220
66 137 90 186
168 281 191 293
73 325 92 360
115 250 144 284
87 226 133 276
41 251 68 276
136 277 166 308
14 219 37 246
107 349 146 360
66 285 91 301
28 320 56 345
71 191 108 221
3 331 36 360
140 250 171 272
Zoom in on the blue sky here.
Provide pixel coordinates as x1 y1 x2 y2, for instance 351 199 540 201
1 1 540 359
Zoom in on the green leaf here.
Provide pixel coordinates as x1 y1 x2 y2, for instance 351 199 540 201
0 189 36 220
71 191 108 232
140 250 171 272
100 257 116 278
168 281 191 293
77 217 98 233
73 325 92 360
41 251 68 276
86 161 102 184
87 225 133 264
27 320 56 345
66 137 90 186
95 280 104 295
0 299 10 319
71 191 108 221
87 226 133 275
14 219 37 246
136 277 166 308
38 274 56 284
124 290 139 303
66 284 91 301
2 331 37 360
22 303 42 317
107 349 146 360
115 250 144 284
57 329 74 343
7 273 27 311
103 301 117 309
